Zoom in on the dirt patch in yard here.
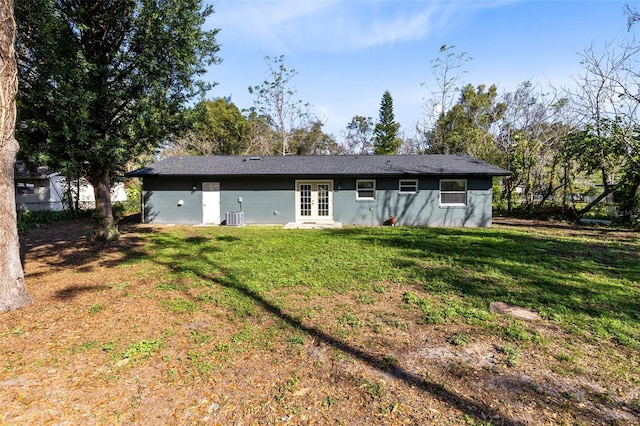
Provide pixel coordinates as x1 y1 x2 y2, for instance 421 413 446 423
489 302 540 321
0 218 638 425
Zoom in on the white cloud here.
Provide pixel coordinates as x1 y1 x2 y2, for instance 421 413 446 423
207 0 530 139
210 1 334 52
210 0 505 53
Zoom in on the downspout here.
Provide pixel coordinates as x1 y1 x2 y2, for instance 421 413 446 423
141 184 145 224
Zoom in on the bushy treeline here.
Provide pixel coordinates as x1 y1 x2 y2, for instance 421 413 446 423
163 52 639 225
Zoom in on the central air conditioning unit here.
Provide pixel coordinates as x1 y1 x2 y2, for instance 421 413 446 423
225 211 244 226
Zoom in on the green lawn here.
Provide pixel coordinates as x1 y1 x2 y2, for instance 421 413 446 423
10 220 636 424
137 224 640 352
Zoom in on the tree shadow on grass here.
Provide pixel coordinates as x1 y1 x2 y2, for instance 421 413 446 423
151 227 639 424
330 226 640 329
20 219 155 276
216 268 526 425
143 229 526 425
55 284 110 300
137 224 640 423
492 217 640 242
29 222 639 423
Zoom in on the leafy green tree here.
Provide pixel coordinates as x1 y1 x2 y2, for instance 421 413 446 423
16 0 220 241
615 165 640 223
243 111 277 155
496 82 574 212
374 91 401 154
568 42 640 220
290 120 340 155
163 98 247 157
343 115 374 155
1 0 32 312
565 122 632 215
427 84 505 158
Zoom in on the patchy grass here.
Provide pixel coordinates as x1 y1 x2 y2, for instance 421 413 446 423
121 338 163 361
2 219 639 424
141 225 640 352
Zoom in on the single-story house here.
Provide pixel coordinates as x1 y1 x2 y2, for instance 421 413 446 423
15 165 66 212
15 164 127 212
126 154 510 227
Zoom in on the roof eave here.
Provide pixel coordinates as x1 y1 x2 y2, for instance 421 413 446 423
125 171 511 178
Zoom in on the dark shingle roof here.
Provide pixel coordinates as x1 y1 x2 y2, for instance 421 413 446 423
126 155 510 178
14 163 58 178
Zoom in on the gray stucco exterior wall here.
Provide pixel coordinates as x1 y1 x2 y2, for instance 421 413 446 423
332 176 493 227
141 175 495 227
142 177 203 225
142 177 296 225
220 178 295 224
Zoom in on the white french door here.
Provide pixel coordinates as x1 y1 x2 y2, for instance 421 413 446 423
296 180 333 222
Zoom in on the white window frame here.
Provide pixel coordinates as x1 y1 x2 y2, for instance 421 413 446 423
16 181 36 195
399 179 418 194
356 179 376 201
440 179 467 206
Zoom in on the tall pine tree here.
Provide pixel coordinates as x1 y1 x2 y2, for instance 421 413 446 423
374 91 401 154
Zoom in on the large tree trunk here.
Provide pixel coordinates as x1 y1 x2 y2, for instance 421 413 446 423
0 0 32 312
89 170 119 242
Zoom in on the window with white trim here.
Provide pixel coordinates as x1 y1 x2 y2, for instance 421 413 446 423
399 179 418 194
440 179 467 206
356 179 375 200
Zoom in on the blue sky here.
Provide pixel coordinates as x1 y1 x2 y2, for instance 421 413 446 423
205 0 635 140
